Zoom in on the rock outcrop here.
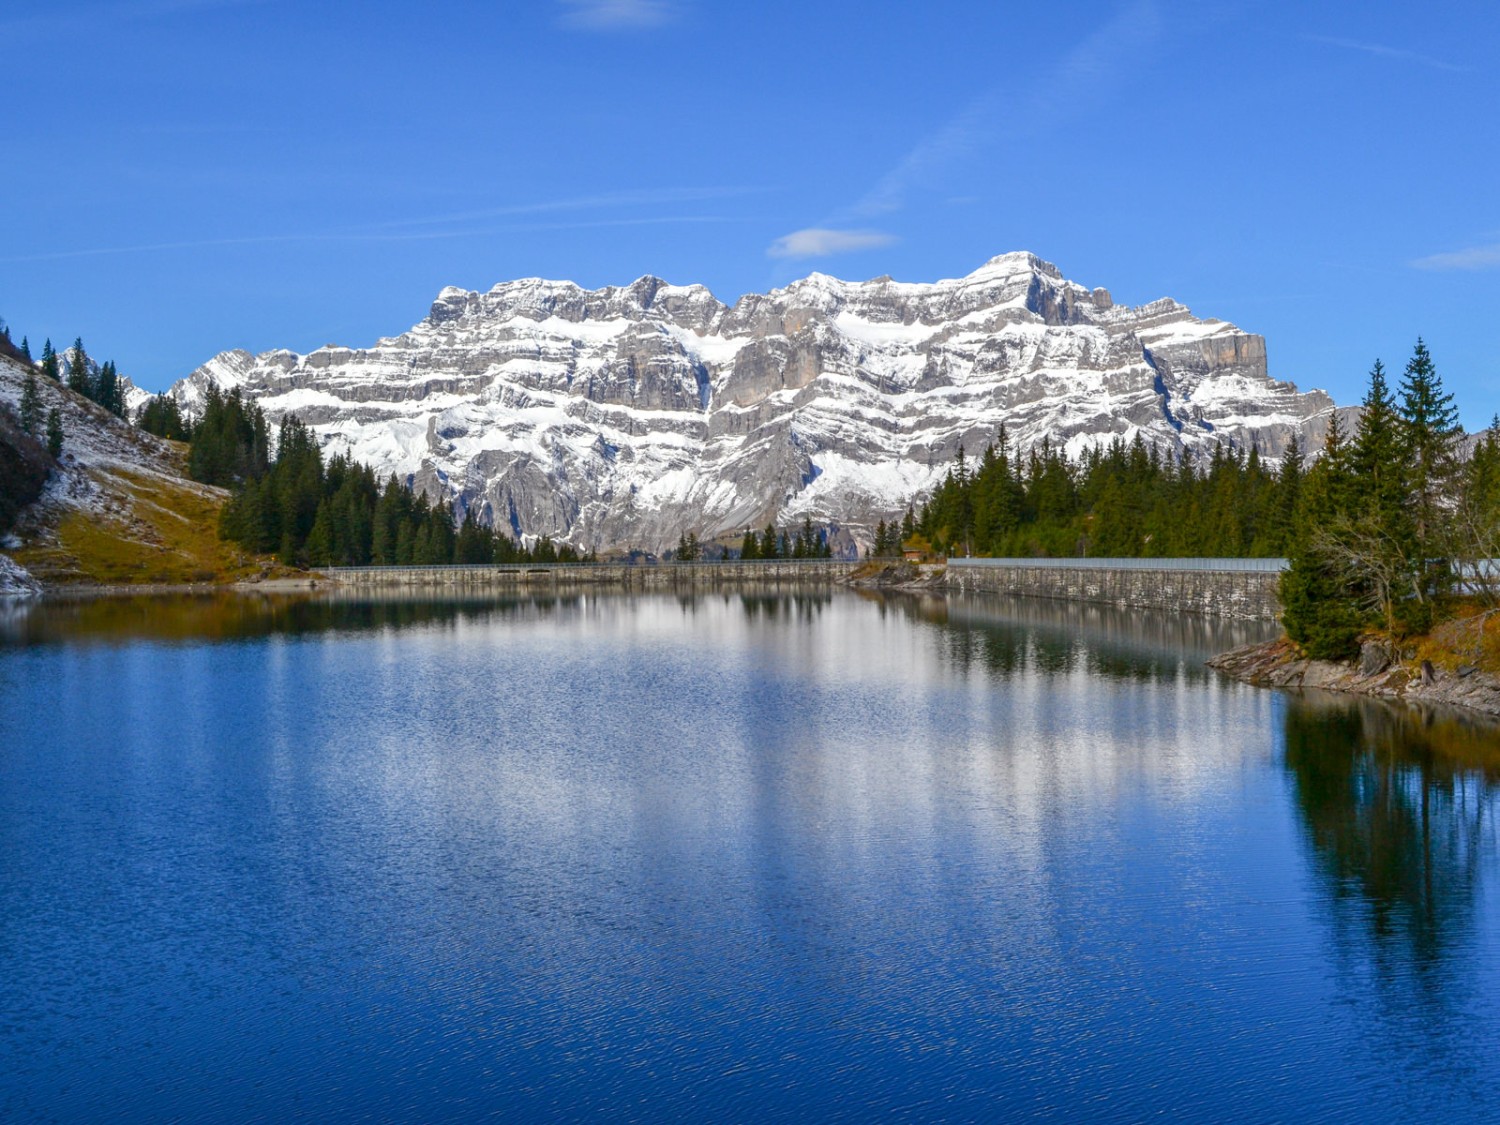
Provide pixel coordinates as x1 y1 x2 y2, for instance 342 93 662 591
1209 634 1500 720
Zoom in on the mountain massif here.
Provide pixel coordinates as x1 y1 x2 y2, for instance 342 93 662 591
162 252 1342 554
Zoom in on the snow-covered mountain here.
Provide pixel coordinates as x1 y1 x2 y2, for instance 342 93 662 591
164 252 1339 553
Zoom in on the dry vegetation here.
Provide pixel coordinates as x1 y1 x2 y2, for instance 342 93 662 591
11 458 272 587
1416 604 1500 676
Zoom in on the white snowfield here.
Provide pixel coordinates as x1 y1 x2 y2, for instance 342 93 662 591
162 251 1339 553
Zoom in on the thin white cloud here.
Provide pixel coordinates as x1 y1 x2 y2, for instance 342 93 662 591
0 215 746 264
1411 243 1500 271
558 0 678 30
1304 34 1466 73
379 186 763 230
0 0 271 37
847 0 1161 220
766 229 897 260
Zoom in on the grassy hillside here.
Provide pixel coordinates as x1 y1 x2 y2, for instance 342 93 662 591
0 353 276 588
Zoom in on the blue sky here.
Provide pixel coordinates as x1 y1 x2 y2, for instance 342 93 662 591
2 0 1498 424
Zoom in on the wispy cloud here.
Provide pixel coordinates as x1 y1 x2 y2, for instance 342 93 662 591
0 0 272 37
0 215 746 264
764 0 1161 261
1304 34 1466 73
379 186 763 230
848 0 1161 220
557 0 679 31
1411 242 1500 271
766 229 897 260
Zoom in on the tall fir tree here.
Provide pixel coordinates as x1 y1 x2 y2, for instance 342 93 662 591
1341 360 1417 631
1279 413 1363 659
1397 338 1460 579
19 374 41 435
66 337 91 396
45 408 63 458
40 338 59 381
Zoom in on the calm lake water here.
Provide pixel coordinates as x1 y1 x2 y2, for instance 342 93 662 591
2 589 1499 1122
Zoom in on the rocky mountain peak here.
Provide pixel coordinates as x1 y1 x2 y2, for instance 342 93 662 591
164 254 1340 555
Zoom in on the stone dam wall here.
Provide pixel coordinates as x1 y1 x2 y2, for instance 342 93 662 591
323 560 857 591
945 559 1284 620
325 559 1285 619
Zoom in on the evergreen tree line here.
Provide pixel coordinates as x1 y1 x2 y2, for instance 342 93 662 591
135 393 191 442
5 323 124 456
189 392 585 568
31 336 128 417
736 518 834 560
1279 341 1500 658
907 426 1305 560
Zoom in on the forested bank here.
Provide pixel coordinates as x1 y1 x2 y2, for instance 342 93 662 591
1279 344 1498 658
898 340 1500 661
890 426 1304 560
178 387 588 568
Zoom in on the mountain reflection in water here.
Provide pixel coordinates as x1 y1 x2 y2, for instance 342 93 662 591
2 588 1499 1122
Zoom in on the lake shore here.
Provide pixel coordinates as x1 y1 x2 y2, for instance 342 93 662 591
1209 628 1500 721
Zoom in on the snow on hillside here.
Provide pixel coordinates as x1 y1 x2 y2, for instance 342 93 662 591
0 354 240 586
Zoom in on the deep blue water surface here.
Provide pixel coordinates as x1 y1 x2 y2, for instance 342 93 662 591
2 590 1499 1122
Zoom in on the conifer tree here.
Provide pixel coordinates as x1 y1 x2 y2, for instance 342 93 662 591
304 501 334 565
1397 339 1460 585
40 339 59 381
739 528 759 560
95 361 123 417
1327 360 1420 631
1456 416 1500 598
1266 433 1302 553
136 393 189 441
45 408 63 458
19 336 30 362
760 523 779 559
1280 414 1362 659
66 337 91 397
19 374 40 435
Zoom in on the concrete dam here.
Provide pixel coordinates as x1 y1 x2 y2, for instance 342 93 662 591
325 557 1286 620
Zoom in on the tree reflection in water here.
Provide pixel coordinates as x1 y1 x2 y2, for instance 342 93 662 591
1283 693 1500 981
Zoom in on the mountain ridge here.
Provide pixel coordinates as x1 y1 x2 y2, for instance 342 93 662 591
157 252 1344 554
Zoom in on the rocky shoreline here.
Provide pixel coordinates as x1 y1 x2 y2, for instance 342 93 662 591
1208 634 1500 721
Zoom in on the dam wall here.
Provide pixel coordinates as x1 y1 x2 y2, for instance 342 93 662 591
945 558 1285 620
326 557 1285 619
323 560 859 591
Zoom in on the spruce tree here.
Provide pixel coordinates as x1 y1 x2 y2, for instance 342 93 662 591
739 528 759 560
67 337 91 396
1280 414 1362 659
760 523 779 559
45 408 63 458
19 374 40 434
95 361 122 417
19 336 30 362
1266 434 1302 554
40 339 59 381
1341 361 1417 631
1397 339 1460 590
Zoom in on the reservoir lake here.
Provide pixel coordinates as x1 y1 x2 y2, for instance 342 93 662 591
2 588 1499 1122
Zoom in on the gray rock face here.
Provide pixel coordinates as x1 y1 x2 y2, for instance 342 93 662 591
165 252 1342 554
